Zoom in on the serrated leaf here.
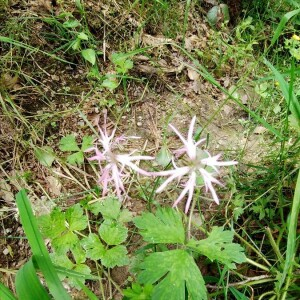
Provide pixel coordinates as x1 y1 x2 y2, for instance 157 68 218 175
67 151 84 165
101 245 128 268
34 146 55 167
99 219 127 245
133 207 185 244
93 197 121 219
59 135 80 152
81 233 105 260
66 204 87 231
187 226 247 269
138 249 207 300
81 135 94 151
81 49 96 65
118 209 132 223
38 208 65 239
68 264 91 289
72 243 86 264
52 231 78 254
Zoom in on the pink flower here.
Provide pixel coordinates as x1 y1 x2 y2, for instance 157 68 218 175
155 116 237 213
86 112 153 200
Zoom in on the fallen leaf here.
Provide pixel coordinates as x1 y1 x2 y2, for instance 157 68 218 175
46 176 62 196
187 69 200 81
0 180 14 203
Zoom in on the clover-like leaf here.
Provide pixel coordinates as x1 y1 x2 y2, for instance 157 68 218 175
133 207 185 244
81 135 94 151
138 249 207 300
66 203 87 231
59 135 80 152
99 219 127 245
101 245 129 268
187 226 247 269
81 233 106 261
90 197 121 219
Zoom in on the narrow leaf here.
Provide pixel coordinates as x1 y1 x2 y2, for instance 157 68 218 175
16 190 70 300
15 259 50 300
0 282 17 300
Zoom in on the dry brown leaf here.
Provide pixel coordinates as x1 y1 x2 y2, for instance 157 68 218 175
187 69 200 81
46 176 62 196
142 34 173 47
0 180 14 203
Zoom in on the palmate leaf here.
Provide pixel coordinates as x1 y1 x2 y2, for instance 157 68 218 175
133 207 185 244
138 249 207 300
101 245 129 268
187 226 247 269
65 203 87 232
81 233 106 261
59 135 80 152
99 219 128 245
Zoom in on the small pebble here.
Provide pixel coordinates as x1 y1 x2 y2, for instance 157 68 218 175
137 122 142 127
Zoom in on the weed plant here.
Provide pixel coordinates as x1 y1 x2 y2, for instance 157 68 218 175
0 1 300 299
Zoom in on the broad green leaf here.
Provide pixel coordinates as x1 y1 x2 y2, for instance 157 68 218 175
16 190 70 299
99 219 127 245
138 249 207 300
156 145 172 167
101 245 129 268
34 146 55 167
102 76 119 90
81 135 94 151
82 49 96 65
187 226 247 269
0 282 16 300
93 197 121 219
68 264 91 289
59 135 80 152
63 19 81 28
118 209 133 223
38 208 65 239
81 233 105 260
72 243 86 264
52 231 78 254
15 259 50 300
77 32 89 41
134 207 185 244
67 151 84 165
123 283 153 299
66 203 87 231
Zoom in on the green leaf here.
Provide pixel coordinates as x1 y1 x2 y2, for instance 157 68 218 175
81 233 106 260
66 203 87 231
81 135 94 151
72 243 86 264
68 264 91 289
59 135 80 152
52 231 79 254
63 19 81 28
156 145 172 167
138 249 207 300
93 197 121 219
118 209 133 223
101 245 129 268
0 282 16 300
15 259 51 300
123 283 153 299
102 76 119 90
187 227 247 269
34 146 55 167
133 207 185 244
16 190 70 299
77 32 89 41
99 219 127 245
66 151 84 165
81 49 96 65
38 208 65 239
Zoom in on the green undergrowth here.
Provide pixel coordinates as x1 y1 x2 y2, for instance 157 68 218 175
1 0 300 299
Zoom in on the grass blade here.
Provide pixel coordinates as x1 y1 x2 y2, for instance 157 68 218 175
16 189 70 300
278 169 300 296
0 282 17 300
264 59 300 121
15 259 50 300
271 8 300 47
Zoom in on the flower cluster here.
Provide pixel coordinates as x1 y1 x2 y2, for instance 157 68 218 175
86 114 237 213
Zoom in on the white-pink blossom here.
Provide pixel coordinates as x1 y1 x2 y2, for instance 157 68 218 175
86 113 153 200
155 116 237 213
